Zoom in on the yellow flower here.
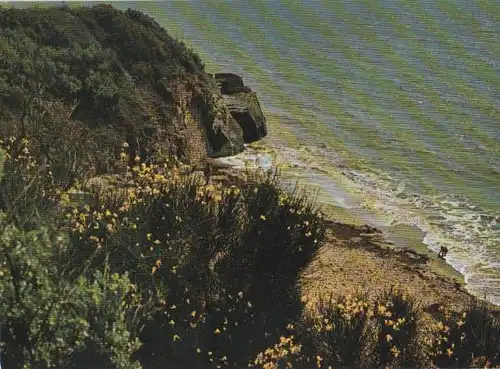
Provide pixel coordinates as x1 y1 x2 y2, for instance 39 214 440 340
173 334 180 342
60 193 70 204
386 334 393 342
391 346 400 357
260 215 266 220
214 328 221 334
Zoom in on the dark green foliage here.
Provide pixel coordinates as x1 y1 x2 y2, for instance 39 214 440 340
0 223 142 369
432 301 500 368
371 286 423 368
54 165 325 368
294 288 428 369
299 293 372 369
0 138 56 230
0 4 223 186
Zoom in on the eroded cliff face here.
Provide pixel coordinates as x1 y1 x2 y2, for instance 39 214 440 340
0 5 267 181
157 79 245 165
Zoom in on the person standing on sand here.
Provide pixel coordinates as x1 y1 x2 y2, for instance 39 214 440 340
438 246 449 259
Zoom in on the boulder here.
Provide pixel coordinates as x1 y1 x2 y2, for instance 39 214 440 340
215 74 268 143
215 73 249 94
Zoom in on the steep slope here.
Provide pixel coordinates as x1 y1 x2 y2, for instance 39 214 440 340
0 4 265 186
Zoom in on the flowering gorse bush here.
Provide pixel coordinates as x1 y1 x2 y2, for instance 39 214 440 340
430 302 500 368
1 143 325 368
2 141 500 369
298 293 372 368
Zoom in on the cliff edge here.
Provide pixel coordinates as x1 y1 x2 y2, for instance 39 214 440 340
0 4 267 185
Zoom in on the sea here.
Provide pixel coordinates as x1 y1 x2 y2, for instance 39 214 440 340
8 1 500 305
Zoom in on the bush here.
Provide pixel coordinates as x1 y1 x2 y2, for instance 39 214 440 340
430 301 500 368
0 223 143 369
298 293 372 368
18 149 325 368
371 286 424 368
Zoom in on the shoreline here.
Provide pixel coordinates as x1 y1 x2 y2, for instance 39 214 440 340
213 141 499 310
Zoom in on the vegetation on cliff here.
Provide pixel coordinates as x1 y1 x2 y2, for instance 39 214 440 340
0 4 245 189
1 136 499 369
0 4 499 369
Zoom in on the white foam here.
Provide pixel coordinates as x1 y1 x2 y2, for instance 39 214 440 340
216 143 500 305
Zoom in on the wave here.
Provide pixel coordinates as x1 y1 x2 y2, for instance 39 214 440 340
221 140 500 306
316 148 500 306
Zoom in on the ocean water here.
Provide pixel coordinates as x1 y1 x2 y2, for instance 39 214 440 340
8 1 500 304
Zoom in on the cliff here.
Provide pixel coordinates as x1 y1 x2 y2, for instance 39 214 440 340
0 4 266 185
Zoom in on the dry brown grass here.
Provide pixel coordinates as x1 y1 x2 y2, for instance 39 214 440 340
299 223 475 316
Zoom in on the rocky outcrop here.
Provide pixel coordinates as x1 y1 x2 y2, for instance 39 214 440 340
214 73 250 94
0 6 268 181
215 74 268 143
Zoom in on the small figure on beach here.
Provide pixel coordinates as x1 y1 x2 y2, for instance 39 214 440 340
438 246 448 259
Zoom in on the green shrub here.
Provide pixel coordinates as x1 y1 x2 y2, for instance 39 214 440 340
298 293 372 368
0 223 142 369
371 286 424 368
430 301 500 368
46 156 326 367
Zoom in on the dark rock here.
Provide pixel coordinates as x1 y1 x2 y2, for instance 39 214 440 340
214 73 267 143
222 92 267 143
425 302 442 315
215 73 250 94
360 224 383 234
